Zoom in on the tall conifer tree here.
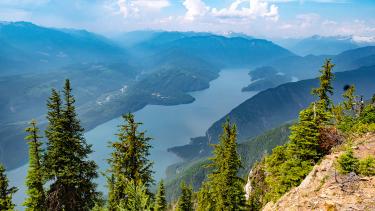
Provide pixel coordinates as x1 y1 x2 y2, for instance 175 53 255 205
44 80 98 210
154 180 167 211
312 59 335 111
343 85 356 111
24 120 46 211
197 120 246 210
0 164 17 210
107 113 153 210
176 182 193 211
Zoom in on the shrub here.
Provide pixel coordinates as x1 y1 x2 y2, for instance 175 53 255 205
358 156 375 176
318 126 343 154
337 148 359 174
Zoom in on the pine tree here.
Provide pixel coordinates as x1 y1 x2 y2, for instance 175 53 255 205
154 180 167 211
23 120 46 211
198 120 246 210
196 182 214 211
312 59 335 111
288 107 323 161
0 164 17 210
118 180 152 211
176 182 193 211
44 80 98 210
107 113 154 210
343 85 356 111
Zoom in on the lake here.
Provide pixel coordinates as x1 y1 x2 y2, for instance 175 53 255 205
7 68 256 207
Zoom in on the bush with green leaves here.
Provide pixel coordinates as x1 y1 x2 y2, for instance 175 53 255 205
358 156 375 176
337 148 359 174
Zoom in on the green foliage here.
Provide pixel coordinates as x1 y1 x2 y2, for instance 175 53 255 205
0 164 17 211
339 104 375 135
358 104 375 124
23 120 46 211
337 148 359 174
343 85 356 111
165 123 291 202
117 180 153 211
176 182 193 211
247 60 337 207
197 120 247 210
312 59 335 110
196 182 214 211
107 113 154 210
263 105 330 202
358 156 375 176
154 180 167 211
44 80 99 210
288 107 325 161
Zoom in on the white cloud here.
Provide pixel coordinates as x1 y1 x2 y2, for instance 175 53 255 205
182 0 279 22
115 0 170 18
211 0 279 21
182 0 210 20
132 0 170 10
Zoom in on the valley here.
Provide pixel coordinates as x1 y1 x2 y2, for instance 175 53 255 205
0 15 375 210
7 69 256 207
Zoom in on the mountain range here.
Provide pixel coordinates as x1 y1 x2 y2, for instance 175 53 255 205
0 21 294 170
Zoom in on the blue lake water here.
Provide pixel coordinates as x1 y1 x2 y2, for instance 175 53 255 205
7 69 256 207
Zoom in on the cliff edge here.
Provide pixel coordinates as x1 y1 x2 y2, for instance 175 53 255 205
263 133 375 211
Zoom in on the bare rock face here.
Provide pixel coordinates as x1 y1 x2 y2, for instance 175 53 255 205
263 133 375 211
244 169 253 200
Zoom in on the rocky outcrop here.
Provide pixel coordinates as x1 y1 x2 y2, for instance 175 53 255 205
263 133 375 211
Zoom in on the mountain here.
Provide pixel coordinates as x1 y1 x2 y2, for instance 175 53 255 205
169 65 375 161
290 35 360 56
165 122 292 201
156 35 294 68
267 46 375 79
275 35 375 56
0 21 126 76
0 54 219 170
242 66 293 92
115 31 213 50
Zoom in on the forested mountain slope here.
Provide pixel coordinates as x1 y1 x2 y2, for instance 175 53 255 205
170 65 375 161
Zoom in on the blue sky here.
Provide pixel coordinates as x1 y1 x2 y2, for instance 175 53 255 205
0 0 374 39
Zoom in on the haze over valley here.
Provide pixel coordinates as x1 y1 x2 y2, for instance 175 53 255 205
1 0 375 210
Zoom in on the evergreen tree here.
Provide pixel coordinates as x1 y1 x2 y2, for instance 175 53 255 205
176 182 193 211
0 164 17 210
154 180 167 211
312 59 335 111
337 148 359 174
44 80 98 210
372 94 375 104
24 120 46 211
198 120 246 210
287 107 323 161
196 183 214 211
107 113 153 210
343 85 356 111
118 180 152 211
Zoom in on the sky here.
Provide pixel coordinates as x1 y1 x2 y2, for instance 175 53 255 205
0 0 374 39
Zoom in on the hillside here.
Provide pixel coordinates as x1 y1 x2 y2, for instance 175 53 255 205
170 65 375 161
265 46 375 79
290 35 359 56
262 133 375 211
165 123 292 201
0 21 126 76
0 23 298 170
